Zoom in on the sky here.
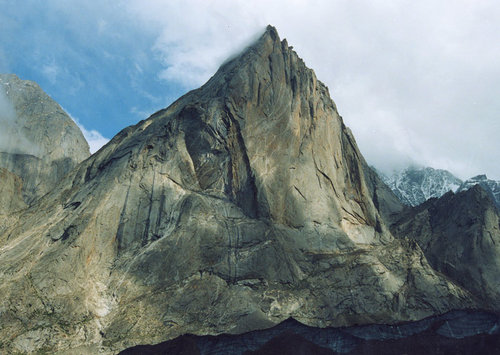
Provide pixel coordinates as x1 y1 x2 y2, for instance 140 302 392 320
0 0 499 180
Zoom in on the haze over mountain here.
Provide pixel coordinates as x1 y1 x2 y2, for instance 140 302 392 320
380 167 463 207
1 26 500 354
0 74 90 205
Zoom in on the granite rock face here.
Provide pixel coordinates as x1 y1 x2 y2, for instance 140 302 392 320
0 167 25 215
0 74 90 204
391 185 500 308
0 168 26 235
0 27 482 354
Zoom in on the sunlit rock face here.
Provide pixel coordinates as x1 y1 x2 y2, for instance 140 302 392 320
0 74 90 204
0 168 26 236
0 27 485 354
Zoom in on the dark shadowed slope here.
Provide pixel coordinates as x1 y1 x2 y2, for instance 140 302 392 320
119 311 500 355
392 185 500 309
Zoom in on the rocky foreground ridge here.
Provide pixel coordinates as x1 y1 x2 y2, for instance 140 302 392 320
120 310 500 354
1 26 499 354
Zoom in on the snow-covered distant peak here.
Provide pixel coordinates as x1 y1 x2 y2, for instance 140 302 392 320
379 166 500 209
381 166 462 206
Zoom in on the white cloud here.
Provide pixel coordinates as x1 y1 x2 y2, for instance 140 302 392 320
41 62 60 84
75 122 109 154
79 125 109 154
66 112 109 154
126 0 266 87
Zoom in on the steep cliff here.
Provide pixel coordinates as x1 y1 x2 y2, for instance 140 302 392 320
0 27 475 354
0 74 90 204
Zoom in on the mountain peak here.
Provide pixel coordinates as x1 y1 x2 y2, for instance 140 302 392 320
0 74 90 204
264 24 279 41
0 26 481 353
391 177 500 308
470 174 488 181
249 25 281 51
381 166 462 206
458 174 500 209
197 25 331 121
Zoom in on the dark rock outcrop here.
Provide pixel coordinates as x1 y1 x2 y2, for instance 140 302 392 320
458 174 500 209
0 27 484 353
119 310 500 355
0 74 90 204
391 185 500 308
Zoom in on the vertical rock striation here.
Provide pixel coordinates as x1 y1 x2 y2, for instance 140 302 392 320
0 168 26 235
0 167 26 214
